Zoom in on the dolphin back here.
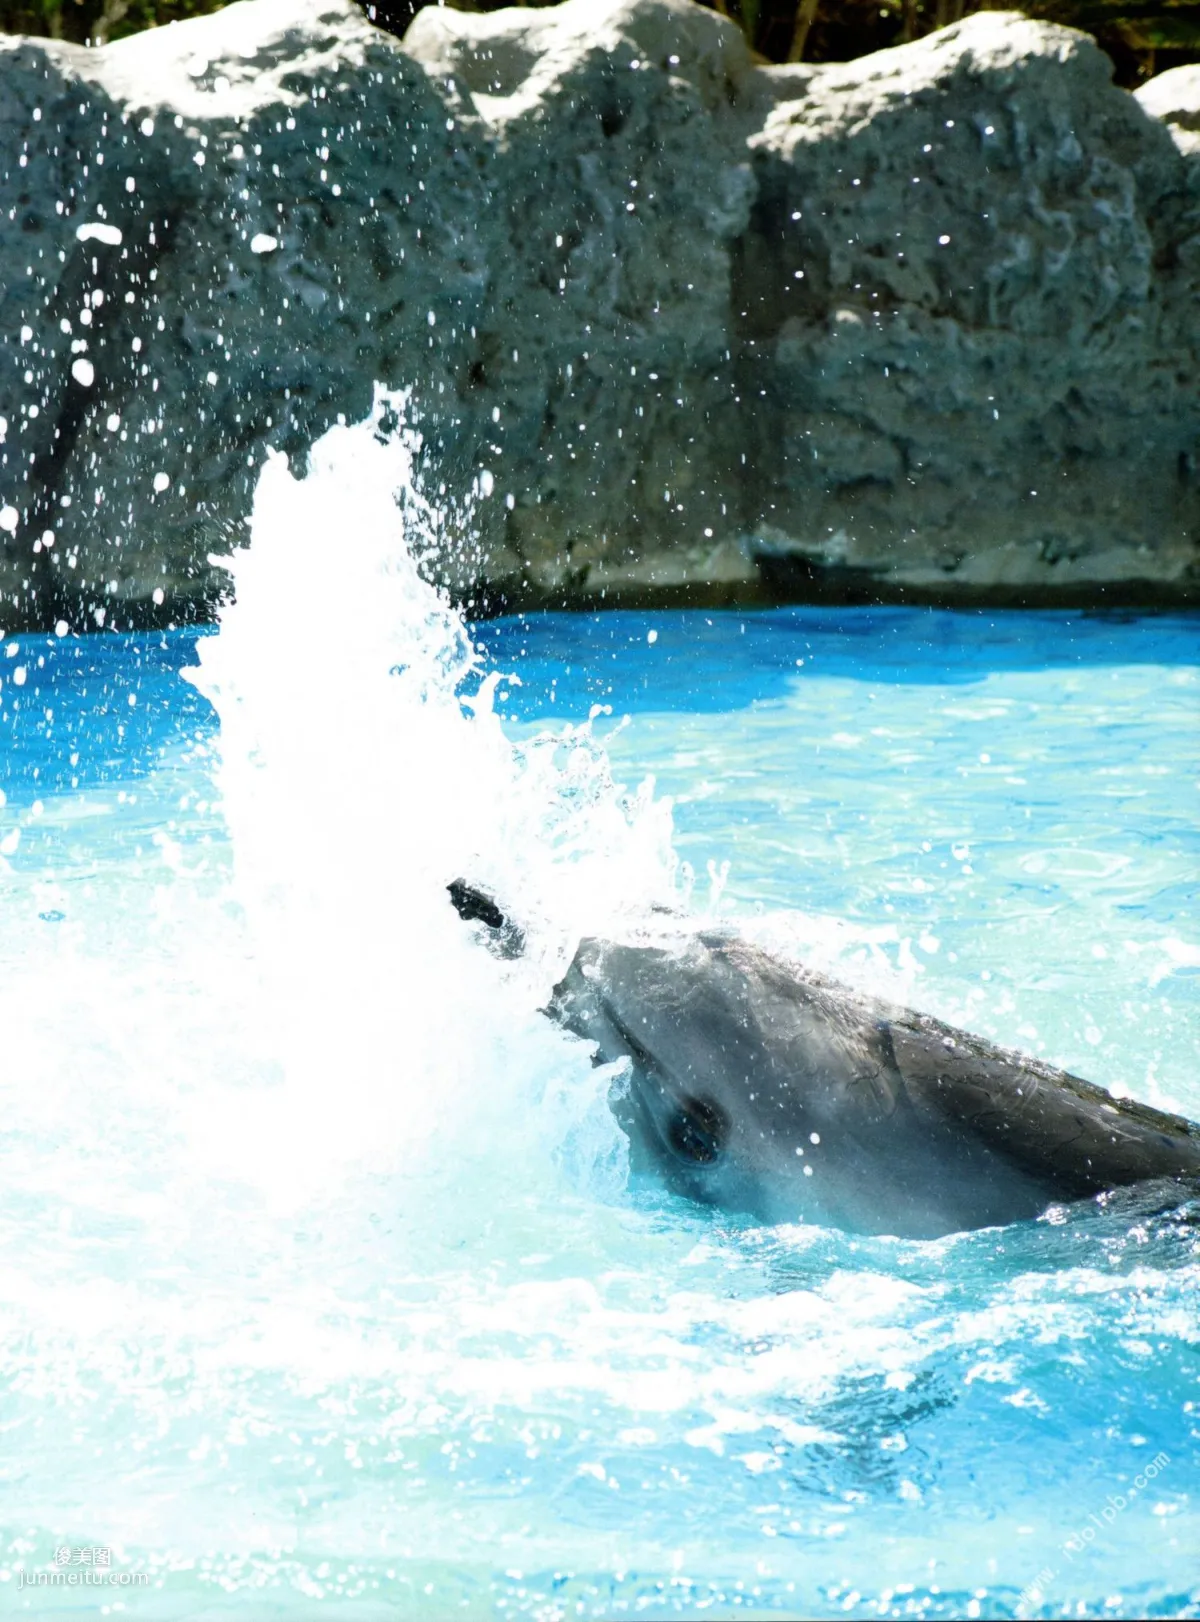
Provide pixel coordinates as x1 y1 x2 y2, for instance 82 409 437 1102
882 1002 1200 1198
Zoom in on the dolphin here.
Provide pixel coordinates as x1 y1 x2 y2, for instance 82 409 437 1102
450 883 1200 1238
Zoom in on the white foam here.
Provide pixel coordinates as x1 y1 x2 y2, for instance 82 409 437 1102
177 388 677 1208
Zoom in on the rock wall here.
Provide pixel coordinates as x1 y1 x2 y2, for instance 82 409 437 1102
1 0 1198 627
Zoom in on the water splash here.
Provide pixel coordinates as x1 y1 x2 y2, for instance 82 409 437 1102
181 389 676 1207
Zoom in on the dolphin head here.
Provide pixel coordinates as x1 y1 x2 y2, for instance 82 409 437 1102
547 932 825 1223
546 930 1059 1236
457 891 1147 1238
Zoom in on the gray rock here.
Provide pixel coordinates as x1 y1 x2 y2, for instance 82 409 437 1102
742 15 1200 602
1136 63 1200 156
1 0 1198 628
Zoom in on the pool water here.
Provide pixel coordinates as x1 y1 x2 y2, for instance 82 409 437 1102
0 413 1196 1619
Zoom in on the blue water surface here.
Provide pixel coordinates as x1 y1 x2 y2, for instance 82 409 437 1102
0 607 1196 1620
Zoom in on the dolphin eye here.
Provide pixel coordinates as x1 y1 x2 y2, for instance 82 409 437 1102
665 1095 729 1166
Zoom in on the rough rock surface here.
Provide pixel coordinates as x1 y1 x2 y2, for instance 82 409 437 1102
1 0 1198 627
1136 64 1200 157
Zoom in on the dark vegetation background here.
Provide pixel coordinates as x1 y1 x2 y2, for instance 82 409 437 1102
1 0 1197 91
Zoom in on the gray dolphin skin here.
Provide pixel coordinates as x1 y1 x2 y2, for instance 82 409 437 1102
549 931 1200 1237
449 883 1200 1238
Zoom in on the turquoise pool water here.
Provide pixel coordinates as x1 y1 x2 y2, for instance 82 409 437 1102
0 426 1196 1619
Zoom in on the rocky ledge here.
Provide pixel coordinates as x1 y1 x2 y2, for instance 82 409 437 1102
2 0 1199 627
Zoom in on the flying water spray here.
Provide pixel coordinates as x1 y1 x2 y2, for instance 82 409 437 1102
183 388 677 1207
